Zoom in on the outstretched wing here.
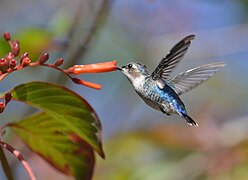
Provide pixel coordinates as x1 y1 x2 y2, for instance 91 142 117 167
169 62 225 95
151 35 195 81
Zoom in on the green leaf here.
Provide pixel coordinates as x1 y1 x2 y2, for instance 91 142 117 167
8 82 104 158
8 112 95 179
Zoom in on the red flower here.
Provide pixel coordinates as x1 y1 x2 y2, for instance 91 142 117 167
67 60 117 75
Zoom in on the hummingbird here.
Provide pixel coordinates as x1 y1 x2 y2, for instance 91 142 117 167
117 35 225 127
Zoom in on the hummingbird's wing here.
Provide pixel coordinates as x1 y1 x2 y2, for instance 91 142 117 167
151 35 195 81
169 62 225 95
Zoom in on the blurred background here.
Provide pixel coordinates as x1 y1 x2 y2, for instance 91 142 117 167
0 0 248 179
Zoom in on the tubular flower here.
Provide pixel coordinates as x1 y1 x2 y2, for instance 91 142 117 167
0 32 118 90
72 78 102 90
67 60 117 74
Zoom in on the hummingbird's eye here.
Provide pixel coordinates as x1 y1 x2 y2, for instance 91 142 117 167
127 64 133 69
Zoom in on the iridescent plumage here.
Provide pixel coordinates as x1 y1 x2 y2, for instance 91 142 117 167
118 35 225 126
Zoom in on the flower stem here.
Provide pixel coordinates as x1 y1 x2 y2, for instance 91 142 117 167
0 140 36 180
0 146 14 180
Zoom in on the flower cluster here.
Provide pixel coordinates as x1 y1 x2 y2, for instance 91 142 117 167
0 32 118 114
0 32 67 80
0 32 117 89
0 32 118 180
0 32 19 73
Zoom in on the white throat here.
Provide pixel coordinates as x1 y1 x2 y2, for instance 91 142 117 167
131 75 146 92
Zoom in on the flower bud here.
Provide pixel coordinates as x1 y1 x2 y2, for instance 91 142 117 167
67 60 117 74
20 52 29 64
72 78 101 90
0 58 9 73
3 32 11 41
0 102 5 113
12 40 20 56
21 57 31 67
23 52 29 57
9 59 17 69
5 93 12 105
38 53 49 64
54 58 64 66
5 52 15 61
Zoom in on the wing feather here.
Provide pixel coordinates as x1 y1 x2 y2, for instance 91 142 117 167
169 62 225 95
151 35 195 81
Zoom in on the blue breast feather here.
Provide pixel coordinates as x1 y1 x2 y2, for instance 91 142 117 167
154 83 187 114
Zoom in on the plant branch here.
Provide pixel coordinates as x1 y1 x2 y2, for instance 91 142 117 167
0 60 103 90
0 145 14 180
0 140 36 180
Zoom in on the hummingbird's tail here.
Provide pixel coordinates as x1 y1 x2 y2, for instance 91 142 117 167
182 114 198 127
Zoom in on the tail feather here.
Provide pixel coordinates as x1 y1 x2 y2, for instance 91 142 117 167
182 114 198 127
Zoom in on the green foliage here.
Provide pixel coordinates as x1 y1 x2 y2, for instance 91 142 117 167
9 112 94 179
8 82 104 157
5 81 105 179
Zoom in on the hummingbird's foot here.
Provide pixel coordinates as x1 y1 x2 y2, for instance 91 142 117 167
160 106 171 116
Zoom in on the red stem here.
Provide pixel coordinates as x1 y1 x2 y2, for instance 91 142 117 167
0 62 71 82
0 140 36 180
36 62 73 80
0 61 101 90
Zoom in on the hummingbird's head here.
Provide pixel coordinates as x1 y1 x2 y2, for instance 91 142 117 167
117 62 150 84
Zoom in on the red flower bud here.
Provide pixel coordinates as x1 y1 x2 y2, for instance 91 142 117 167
5 52 15 61
0 58 9 73
67 60 117 75
54 58 64 66
12 40 20 56
72 78 102 90
5 93 12 105
20 52 29 64
21 57 31 67
3 32 11 41
38 53 49 64
9 59 17 69
23 52 29 57
0 102 5 113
